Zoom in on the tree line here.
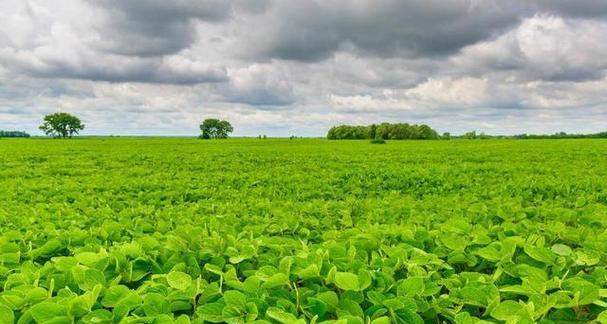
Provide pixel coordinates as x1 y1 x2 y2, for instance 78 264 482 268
1 113 235 139
327 123 440 140
513 131 607 139
3 112 606 140
453 130 607 140
0 130 30 138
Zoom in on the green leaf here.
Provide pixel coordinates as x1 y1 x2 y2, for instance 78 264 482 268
490 301 526 321
475 244 502 262
0 305 14 324
337 299 364 318
392 308 424 324
397 277 424 297
30 302 68 322
261 273 289 288
524 245 556 264
102 285 141 310
222 305 244 323
266 307 305 324
69 294 95 317
75 252 106 267
204 263 224 276
143 293 170 316
25 287 48 304
224 290 247 310
297 264 320 280
551 244 572 256
370 317 391 324
562 278 600 305
454 312 478 324
357 270 372 290
167 271 192 290
80 309 112 324
316 291 339 312
197 302 225 323
335 272 360 291
175 315 191 324
83 268 106 290
30 239 64 259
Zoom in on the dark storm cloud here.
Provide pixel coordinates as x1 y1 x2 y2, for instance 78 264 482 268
88 0 233 57
222 89 295 107
245 0 525 62
534 0 607 19
1 50 228 84
232 0 272 15
215 65 296 106
29 61 228 85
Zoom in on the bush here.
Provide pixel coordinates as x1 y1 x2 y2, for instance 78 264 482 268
370 139 386 144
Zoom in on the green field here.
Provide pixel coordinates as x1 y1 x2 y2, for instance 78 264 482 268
1 138 607 323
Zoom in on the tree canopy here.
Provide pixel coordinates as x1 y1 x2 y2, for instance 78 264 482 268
199 119 233 139
327 123 439 140
39 113 85 138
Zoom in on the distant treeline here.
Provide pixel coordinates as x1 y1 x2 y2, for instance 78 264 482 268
458 130 607 140
327 126 607 141
0 130 30 138
327 123 439 140
514 131 607 139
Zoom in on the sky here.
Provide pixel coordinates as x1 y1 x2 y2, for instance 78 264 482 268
1 0 607 136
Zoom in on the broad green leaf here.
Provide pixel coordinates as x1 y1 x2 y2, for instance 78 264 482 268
261 273 289 288
551 244 572 256
297 264 320 279
143 293 170 316
335 272 360 291
370 317 391 324
266 307 305 324
562 278 600 305
197 302 225 323
30 302 68 322
490 301 527 321
524 245 556 264
80 309 112 324
398 277 424 297
0 305 14 324
224 290 247 310
167 271 192 290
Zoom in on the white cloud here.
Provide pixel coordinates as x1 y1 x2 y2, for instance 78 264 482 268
405 77 489 106
454 15 607 81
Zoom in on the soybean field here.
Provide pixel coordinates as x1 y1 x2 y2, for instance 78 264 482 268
1 138 607 324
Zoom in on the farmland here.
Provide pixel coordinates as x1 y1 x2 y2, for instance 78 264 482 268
1 138 607 323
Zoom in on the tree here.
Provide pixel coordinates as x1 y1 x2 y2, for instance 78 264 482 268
463 131 477 139
39 113 85 138
199 118 233 139
369 124 378 140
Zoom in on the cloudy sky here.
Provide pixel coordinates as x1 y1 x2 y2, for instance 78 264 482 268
1 0 607 136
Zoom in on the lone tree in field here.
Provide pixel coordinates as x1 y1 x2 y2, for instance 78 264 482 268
199 118 233 139
39 112 85 138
